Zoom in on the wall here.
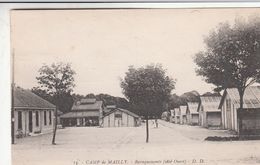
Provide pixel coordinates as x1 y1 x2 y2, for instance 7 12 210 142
221 98 227 129
40 110 54 134
206 112 221 127
239 109 260 135
103 110 137 127
14 109 54 138
222 94 236 131
174 116 180 124
128 115 135 127
122 112 128 127
187 111 191 124
198 106 204 126
201 111 208 127
190 114 199 125
181 115 187 124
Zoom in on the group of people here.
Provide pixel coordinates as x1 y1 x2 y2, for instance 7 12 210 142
152 119 159 128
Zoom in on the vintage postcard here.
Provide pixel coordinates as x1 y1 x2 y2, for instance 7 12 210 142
10 7 260 165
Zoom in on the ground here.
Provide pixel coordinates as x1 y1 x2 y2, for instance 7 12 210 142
12 120 260 165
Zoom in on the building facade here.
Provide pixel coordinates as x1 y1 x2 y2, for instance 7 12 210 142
60 98 104 127
219 86 260 135
187 102 199 125
102 108 141 127
180 105 187 125
170 109 175 123
13 87 55 138
198 96 221 128
174 107 181 124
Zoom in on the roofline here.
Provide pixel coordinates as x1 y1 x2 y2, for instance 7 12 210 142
218 89 227 109
102 109 118 117
14 87 56 108
71 108 101 111
14 106 55 110
60 116 98 119
60 115 99 118
103 108 139 118
190 112 199 114
205 110 221 112
187 101 199 104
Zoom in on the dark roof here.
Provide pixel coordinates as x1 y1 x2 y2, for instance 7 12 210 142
219 86 260 109
71 100 103 111
106 105 117 109
103 108 111 114
80 98 96 104
103 108 139 118
13 87 55 109
60 111 99 118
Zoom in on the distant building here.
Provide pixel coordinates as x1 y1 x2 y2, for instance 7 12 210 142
103 105 117 115
187 102 199 125
219 86 260 135
13 87 55 138
198 96 221 128
60 98 104 127
180 105 187 124
161 111 170 121
174 107 181 124
102 108 141 127
169 109 175 123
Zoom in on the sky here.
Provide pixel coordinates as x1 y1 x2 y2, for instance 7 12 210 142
11 8 260 97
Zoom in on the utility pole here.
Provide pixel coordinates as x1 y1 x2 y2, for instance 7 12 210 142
11 97 15 144
11 49 15 144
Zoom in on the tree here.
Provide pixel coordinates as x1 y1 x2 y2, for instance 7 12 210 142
36 62 76 144
194 17 260 135
121 64 175 143
85 93 96 98
32 87 74 114
74 93 130 109
169 94 183 109
180 90 200 103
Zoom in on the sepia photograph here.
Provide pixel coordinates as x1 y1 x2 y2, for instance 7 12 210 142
8 5 260 165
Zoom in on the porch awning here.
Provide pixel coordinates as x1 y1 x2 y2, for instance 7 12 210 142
60 111 99 118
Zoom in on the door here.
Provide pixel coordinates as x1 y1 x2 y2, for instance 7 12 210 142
115 118 122 127
29 111 33 133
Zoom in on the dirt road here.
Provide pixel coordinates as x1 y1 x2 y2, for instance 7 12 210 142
12 120 260 165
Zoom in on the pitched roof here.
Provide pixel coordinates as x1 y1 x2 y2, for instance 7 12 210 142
106 105 117 109
80 98 96 104
200 96 221 112
219 86 260 109
13 87 55 109
60 111 100 118
71 100 103 111
103 108 139 118
187 102 199 114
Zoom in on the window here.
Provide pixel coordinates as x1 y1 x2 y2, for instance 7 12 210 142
36 111 39 127
18 111 22 129
115 112 122 118
49 111 52 125
44 111 47 125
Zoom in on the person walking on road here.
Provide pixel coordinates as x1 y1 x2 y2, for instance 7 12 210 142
155 119 158 128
